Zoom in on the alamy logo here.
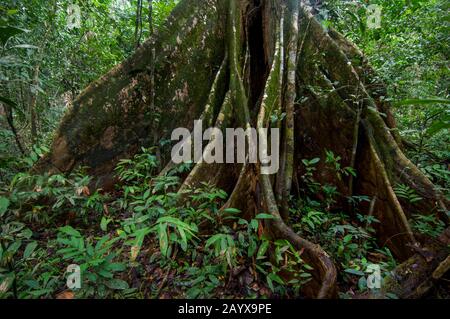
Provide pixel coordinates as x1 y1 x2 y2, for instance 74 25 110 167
367 5 382 30
366 264 382 289
171 121 280 175
67 4 81 30
66 264 81 289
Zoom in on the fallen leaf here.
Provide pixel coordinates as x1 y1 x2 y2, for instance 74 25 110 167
56 291 74 299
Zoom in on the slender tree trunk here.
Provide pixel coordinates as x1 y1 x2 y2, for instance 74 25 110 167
29 64 40 143
2 101 25 154
135 0 144 48
28 0 57 144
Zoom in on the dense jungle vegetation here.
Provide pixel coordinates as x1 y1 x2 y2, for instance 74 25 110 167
0 0 448 299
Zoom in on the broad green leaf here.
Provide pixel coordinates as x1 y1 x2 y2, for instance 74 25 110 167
427 119 450 137
268 273 284 285
0 275 14 294
255 213 275 220
100 217 112 232
59 226 81 238
108 263 126 272
98 270 114 279
23 241 38 259
206 234 222 248
0 197 10 216
7 9 19 15
266 276 274 292
0 26 29 46
7 240 22 255
223 207 241 214
95 235 110 251
105 279 129 290
257 240 269 259
178 227 188 251
250 219 259 231
0 96 18 109
158 223 169 257
248 239 257 257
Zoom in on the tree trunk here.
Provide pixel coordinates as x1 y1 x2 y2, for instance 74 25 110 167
28 0 57 144
35 0 449 298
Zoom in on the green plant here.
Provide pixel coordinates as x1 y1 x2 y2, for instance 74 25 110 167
205 233 236 269
115 147 160 184
20 145 49 168
56 226 129 298
153 216 198 257
255 239 312 296
327 218 378 271
0 193 64 299
0 221 35 298
182 263 225 299
411 214 445 238
343 245 397 295
300 210 328 233
394 184 423 204
7 170 97 224
325 150 357 180
189 183 229 222
300 157 321 193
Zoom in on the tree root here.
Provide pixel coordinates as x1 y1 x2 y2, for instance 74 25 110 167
259 169 337 298
178 91 233 194
278 0 299 221
366 132 416 245
433 256 450 280
383 229 450 299
295 2 447 260
256 23 338 297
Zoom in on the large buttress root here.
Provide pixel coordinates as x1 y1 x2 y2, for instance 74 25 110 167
255 15 337 297
35 0 227 182
36 0 448 298
383 227 450 299
294 5 447 260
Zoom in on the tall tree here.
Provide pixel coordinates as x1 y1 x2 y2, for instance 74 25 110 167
35 0 449 298
134 0 144 48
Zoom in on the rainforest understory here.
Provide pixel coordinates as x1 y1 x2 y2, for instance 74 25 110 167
0 0 449 299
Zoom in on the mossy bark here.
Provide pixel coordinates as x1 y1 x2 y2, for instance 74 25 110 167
36 0 448 298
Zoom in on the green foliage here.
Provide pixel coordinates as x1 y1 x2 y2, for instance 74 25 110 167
325 150 357 180
56 226 128 298
300 210 328 233
0 220 34 298
255 239 312 295
0 196 9 216
7 170 107 224
0 206 62 299
394 184 423 204
411 214 445 238
205 233 236 267
182 264 224 299
116 147 160 184
300 157 321 193
0 0 178 168
0 0 448 301
154 216 198 256
323 0 449 199
290 152 398 294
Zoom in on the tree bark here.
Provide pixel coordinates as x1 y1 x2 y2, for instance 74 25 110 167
35 0 449 298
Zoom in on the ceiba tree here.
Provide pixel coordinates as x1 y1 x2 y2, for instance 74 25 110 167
35 0 449 298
